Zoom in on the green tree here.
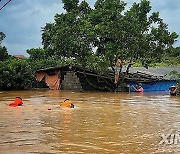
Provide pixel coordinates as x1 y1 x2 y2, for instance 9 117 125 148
27 48 47 60
62 0 79 12
91 0 178 68
90 0 126 67
0 32 5 44
0 59 33 90
42 0 93 66
0 46 9 61
27 48 67 71
41 0 179 71
170 46 180 57
0 32 9 61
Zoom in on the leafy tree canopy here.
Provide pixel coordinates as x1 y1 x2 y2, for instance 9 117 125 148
41 0 179 70
0 32 6 44
0 58 33 90
0 32 9 61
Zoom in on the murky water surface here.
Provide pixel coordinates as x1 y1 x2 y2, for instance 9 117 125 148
0 90 180 154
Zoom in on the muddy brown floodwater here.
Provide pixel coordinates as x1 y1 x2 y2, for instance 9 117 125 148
0 90 180 154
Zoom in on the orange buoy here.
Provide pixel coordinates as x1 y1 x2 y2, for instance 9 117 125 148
60 99 74 108
9 97 24 107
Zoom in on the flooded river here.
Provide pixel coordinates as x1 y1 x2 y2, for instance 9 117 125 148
0 90 180 154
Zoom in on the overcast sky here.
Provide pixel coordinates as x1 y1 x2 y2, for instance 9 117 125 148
0 0 180 56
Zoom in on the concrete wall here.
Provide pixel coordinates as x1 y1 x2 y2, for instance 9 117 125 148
61 71 83 91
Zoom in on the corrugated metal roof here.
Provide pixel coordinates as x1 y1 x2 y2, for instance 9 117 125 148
125 66 180 80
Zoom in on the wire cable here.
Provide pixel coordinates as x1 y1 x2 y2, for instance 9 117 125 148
0 0 12 11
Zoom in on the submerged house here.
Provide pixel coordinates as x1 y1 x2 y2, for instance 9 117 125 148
35 65 114 91
35 65 178 92
126 67 179 92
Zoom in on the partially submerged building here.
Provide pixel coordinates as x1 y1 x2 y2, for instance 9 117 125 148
126 66 179 92
35 65 114 91
35 65 178 92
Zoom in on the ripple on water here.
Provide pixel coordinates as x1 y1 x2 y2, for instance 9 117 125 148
0 91 180 153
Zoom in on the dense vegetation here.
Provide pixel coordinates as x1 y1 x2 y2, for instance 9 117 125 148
41 0 179 69
0 0 179 90
169 70 180 95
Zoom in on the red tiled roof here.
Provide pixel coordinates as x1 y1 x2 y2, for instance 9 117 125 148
14 55 25 58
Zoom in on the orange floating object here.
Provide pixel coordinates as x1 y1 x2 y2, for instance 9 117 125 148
60 99 74 108
9 97 24 107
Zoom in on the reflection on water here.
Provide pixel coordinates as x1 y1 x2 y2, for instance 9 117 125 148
0 90 180 153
